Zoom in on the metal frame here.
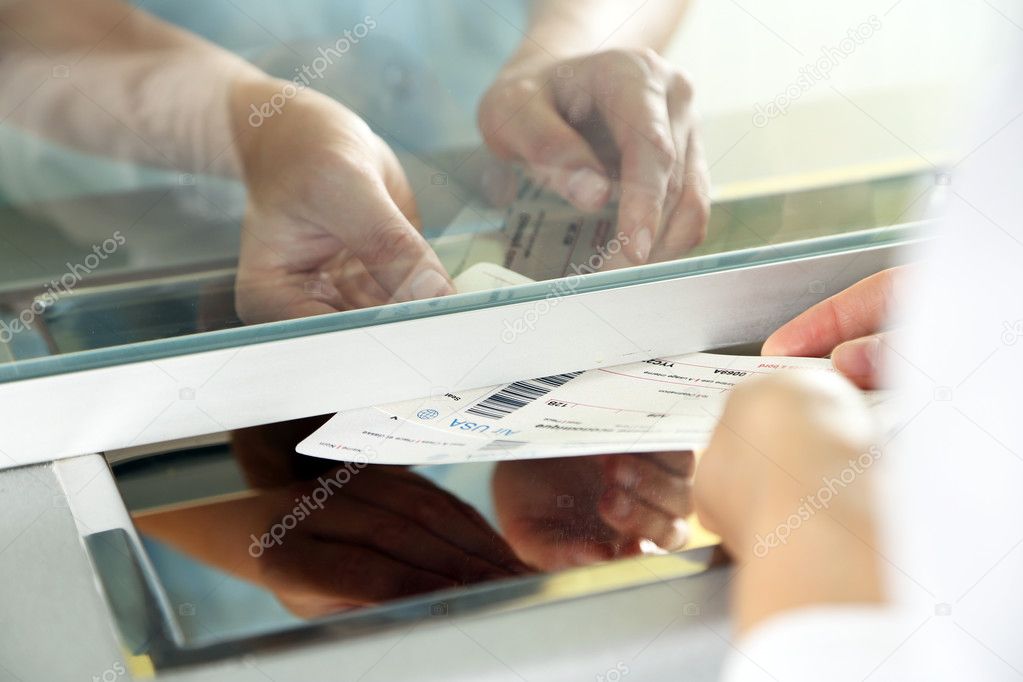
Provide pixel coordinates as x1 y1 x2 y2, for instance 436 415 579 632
57 453 725 673
0 232 916 468
1 455 731 680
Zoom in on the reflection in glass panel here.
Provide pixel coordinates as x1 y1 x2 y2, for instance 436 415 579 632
114 420 717 644
0 0 944 376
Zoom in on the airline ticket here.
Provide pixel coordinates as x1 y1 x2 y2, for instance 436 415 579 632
297 353 886 465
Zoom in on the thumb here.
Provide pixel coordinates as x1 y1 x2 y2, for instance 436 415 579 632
332 169 453 302
831 333 890 389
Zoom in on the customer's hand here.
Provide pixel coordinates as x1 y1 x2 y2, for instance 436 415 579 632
762 267 905 388
492 451 694 571
231 80 454 323
479 49 709 264
255 465 529 617
695 371 883 633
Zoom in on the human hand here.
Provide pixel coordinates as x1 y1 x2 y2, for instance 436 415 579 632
230 79 454 323
478 49 709 264
762 267 905 388
254 465 530 618
694 372 882 632
492 451 694 571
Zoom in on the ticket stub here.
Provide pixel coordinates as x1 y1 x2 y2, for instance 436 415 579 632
297 353 887 465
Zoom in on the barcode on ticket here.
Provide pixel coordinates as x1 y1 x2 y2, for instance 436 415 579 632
466 372 582 419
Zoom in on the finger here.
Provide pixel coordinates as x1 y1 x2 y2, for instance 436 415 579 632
595 67 676 263
324 249 391 310
484 95 611 211
604 454 694 518
234 258 344 323
695 371 875 545
643 450 697 478
329 165 454 303
305 494 512 583
260 533 456 608
762 267 904 357
374 136 423 230
598 486 690 550
502 517 618 570
832 333 890 389
655 128 709 260
654 72 707 260
347 467 529 574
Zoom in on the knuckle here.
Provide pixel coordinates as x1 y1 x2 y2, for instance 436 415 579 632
361 222 421 265
478 105 510 149
669 70 695 102
609 47 660 74
492 78 541 108
521 130 570 168
477 105 504 148
682 189 711 228
636 47 664 72
667 166 685 196
479 78 542 145
597 48 649 80
649 129 677 165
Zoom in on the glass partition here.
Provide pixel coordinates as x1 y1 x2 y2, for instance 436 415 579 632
0 0 965 383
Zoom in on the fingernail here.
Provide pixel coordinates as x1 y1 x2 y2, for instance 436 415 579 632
632 228 653 263
614 461 638 489
611 493 631 520
566 168 610 210
410 269 452 300
638 538 669 555
833 336 880 378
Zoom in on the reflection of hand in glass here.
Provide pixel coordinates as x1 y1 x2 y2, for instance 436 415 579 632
491 452 694 571
480 43 709 264
256 465 529 617
1 2 455 324
138 464 529 619
231 82 455 323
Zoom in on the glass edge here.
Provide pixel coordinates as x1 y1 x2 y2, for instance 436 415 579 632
0 223 926 384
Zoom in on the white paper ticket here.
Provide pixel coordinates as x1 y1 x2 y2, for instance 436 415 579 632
297 353 888 465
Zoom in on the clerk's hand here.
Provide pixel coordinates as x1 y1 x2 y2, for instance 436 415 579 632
762 267 906 389
694 371 882 632
230 80 454 323
492 451 694 571
478 49 710 264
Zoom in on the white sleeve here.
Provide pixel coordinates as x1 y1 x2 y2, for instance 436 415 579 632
721 606 922 682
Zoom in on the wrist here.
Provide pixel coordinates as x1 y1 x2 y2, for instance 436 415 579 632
228 76 337 182
501 33 595 75
733 480 882 634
